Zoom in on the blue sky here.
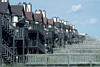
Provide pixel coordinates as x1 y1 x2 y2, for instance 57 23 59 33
10 0 100 38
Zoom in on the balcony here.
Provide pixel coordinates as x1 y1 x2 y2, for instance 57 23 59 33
28 40 45 53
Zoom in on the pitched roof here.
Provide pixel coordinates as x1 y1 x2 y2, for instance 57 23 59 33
16 19 25 27
25 12 33 20
11 5 24 16
60 23 64 28
33 13 43 22
48 19 54 25
43 18 47 24
0 2 9 14
54 22 61 28
65 25 70 29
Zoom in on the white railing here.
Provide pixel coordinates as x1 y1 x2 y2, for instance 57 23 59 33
24 53 100 65
15 28 24 39
53 48 100 53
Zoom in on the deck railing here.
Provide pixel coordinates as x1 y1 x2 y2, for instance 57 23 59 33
24 53 100 66
14 28 24 39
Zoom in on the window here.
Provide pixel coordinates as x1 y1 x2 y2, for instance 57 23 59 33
12 16 18 23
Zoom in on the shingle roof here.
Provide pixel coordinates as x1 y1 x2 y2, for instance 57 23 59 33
33 13 43 22
11 5 24 16
0 2 9 14
60 23 64 28
48 19 54 25
43 18 47 24
25 12 33 20
65 25 70 29
54 22 61 28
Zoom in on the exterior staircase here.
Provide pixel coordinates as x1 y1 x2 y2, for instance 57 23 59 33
0 15 16 64
1 39 15 64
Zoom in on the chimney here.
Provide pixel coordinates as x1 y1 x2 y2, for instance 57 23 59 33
64 21 69 25
57 17 62 23
53 17 61 22
23 3 27 11
35 10 46 18
35 10 42 14
61 20 64 23
42 10 46 18
19 2 27 11
26 3 32 12
64 21 67 25
53 17 57 22
72 25 75 29
19 2 32 12
1 0 8 2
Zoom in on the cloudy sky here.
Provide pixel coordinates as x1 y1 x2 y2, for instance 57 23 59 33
10 0 100 38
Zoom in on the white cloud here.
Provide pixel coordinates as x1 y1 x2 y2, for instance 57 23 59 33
72 4 82 12
89 18 97 24
66 4 82 14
